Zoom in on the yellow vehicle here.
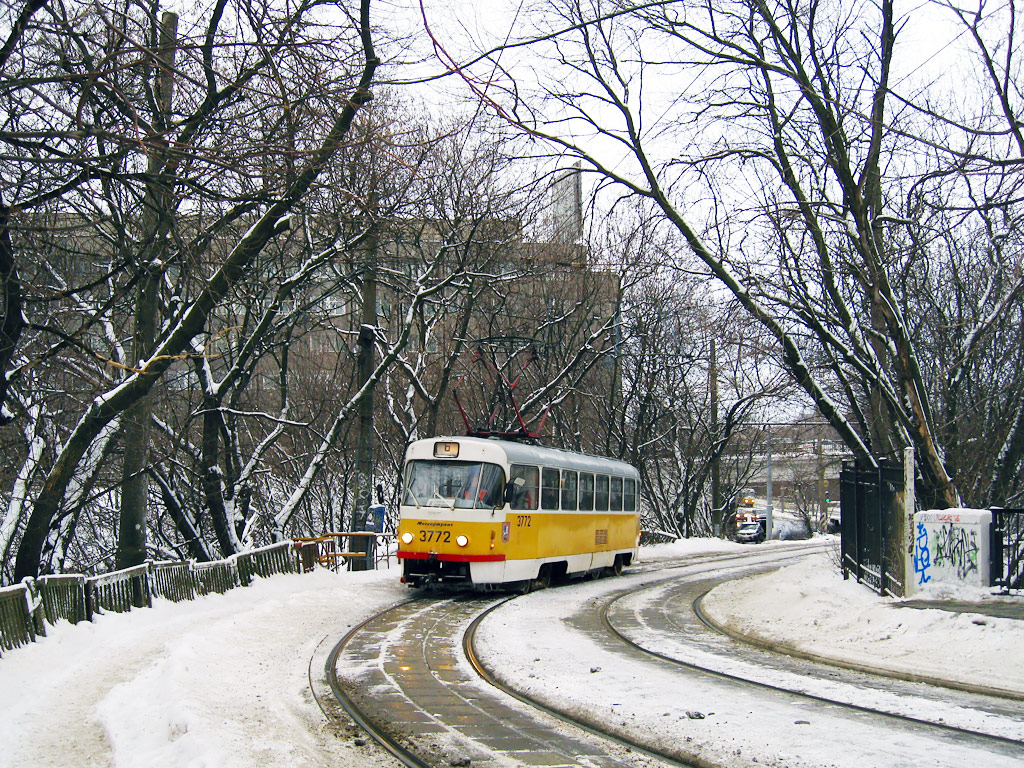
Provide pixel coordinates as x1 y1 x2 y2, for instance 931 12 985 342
397 436 641 590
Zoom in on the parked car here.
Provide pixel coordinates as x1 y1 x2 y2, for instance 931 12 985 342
736 521 765 544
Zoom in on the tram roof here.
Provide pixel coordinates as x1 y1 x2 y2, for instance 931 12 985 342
407 436 639 479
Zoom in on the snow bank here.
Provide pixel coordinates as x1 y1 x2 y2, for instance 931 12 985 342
0 568 407 768
701 548 1024 696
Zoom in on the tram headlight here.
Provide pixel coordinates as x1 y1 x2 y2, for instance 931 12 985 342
456 535 469 547
400 532 414 545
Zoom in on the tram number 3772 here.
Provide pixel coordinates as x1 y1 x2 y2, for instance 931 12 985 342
397 436 641 591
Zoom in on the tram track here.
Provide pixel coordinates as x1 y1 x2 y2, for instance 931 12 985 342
599 575 1024 750
317 543 1023 768
314 545 821 768
315 590 687 768
461 599 701 768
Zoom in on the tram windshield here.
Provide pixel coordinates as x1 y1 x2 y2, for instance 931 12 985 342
402 460 505 509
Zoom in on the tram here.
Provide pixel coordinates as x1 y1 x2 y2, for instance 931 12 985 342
396 436 641 590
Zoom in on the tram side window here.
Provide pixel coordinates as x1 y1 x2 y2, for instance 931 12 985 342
579 473 595 511
624 478 637 511
509 464 539 510
595 474 610 511
610 476 623 511
561 470 578 511
541 468 561 510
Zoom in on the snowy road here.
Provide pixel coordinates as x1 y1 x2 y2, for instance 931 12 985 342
1 537 1021 768
474 547 1024 768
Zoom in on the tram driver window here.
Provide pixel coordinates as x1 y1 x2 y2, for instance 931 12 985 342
509 465 539 510
595 475 609 511
542 468 561 510
475 463 505 508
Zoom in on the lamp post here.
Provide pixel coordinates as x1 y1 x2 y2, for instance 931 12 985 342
765 444 773 541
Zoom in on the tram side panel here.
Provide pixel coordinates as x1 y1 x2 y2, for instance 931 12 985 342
399 507 639 588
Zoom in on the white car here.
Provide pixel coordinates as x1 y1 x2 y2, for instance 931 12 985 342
736 522 765 543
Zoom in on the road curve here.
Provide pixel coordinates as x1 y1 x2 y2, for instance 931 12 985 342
318 544 1023 768
471 545 1024 768
320 592 682 768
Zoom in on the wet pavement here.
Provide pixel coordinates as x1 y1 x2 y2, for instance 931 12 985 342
332 596 674 768
896 597 1024 621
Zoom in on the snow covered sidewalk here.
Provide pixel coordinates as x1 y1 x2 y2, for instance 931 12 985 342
0 567 409 768
699 546 1024 698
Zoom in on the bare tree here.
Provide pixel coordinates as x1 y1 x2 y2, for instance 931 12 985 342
611 267 788 537
423 0 1024 510
5 0 380 581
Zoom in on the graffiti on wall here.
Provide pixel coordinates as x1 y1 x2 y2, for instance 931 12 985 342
913 522 931 586
913 510 990 591
933 522 979 580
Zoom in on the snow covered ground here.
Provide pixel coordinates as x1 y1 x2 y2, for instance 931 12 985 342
0 536 1019 768
701 543 1024 697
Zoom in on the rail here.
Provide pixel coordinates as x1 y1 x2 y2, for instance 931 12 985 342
294 532 395 572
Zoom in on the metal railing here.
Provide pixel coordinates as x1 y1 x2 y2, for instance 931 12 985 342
293 532 395 572
990 508 1024 592
839 457 907 597
87 563 152 616
37 575 88 626
0 583 35 654
150 561 196 602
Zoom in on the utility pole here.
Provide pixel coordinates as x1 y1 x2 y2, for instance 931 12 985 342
765 444 774 541
710 338 722 537
349 201 378 571
817 436 826 530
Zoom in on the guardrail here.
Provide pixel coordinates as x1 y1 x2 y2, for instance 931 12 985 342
0 540 303 659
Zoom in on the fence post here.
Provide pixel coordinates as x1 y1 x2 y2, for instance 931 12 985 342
877 462 886 596
903 447 916 596
23 578 46 638
85 578 97 622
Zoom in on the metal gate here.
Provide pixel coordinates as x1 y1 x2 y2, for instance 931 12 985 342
839 458 907 596
990 508 1024 592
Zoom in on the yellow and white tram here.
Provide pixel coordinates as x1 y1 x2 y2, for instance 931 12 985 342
397 436 641 590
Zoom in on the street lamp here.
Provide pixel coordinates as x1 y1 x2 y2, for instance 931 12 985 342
765 445 773 541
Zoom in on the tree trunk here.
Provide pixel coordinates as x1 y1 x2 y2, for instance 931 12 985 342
0 203 25 426
115 10 178 569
